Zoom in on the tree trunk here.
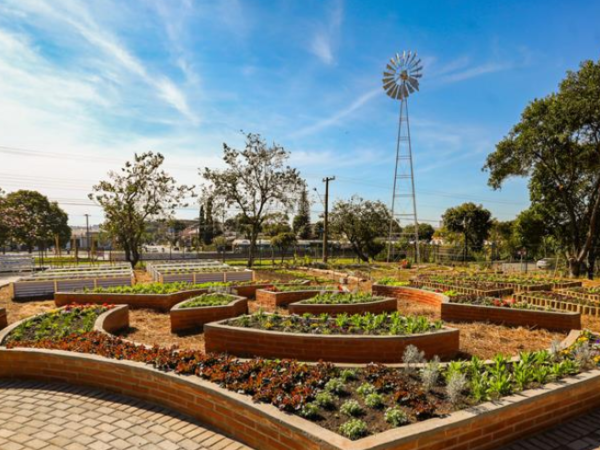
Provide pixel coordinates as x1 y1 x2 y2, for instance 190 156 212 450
131 247 140 268
588 247 597 280
248 229 258 268
568 257 581 278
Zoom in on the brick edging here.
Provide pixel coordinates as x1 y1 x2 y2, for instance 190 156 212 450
0 308 7 331
204 319 459 362
54 289 210 312
1 344 600 450
255 289 337 310
170 296 248 333
288 297 398 316
373 284 581 331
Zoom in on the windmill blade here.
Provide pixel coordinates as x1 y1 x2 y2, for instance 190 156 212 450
409 52 417 65
390 84 401 99
411 58 422 69
383 70 396 78
407 77 420 91
406 83 415 94
411 73 423 79
386 62 397 72
382 77 396 86
383 79 396 91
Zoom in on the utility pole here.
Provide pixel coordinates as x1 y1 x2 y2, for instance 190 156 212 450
322 176 335 263
84 214 90 260
198 203 204 258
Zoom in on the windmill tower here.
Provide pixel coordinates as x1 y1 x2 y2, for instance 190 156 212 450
382 51 422 263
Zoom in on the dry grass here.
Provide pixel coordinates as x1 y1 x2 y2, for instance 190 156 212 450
114 308 206 350
0 286 54 324
398 300 567 360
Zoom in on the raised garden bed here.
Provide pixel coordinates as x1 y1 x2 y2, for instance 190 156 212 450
288 292 398 316
516 291 600 316
204 312 458 362
559 287 600 303
0 304 129 345
412 274 553 293
55 287 211 312
256 286 338 310
233 279 310 299
373 284 581 331
11 265 134 301
0 308 7 330
170 293 248 332
2 328 599 449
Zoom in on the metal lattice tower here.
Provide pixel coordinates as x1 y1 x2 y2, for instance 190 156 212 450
382 51 422 263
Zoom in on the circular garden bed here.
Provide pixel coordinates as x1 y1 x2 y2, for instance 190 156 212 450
204 311 459 362
288 292 397 316
170 293 248 333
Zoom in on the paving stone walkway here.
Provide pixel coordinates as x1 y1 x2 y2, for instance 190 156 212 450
0 380 253 450
501 408 600 450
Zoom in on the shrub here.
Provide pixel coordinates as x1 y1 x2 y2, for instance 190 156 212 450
356 383 376 397
339 419 368 440
385 407 409 427
364 393 385 409
324 378 345 395
300 402 320 419
340 399 363 417
315 391 335 409
339 369 358 382
446 372 468 408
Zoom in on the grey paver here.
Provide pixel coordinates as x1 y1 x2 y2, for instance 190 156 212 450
0 380 253 450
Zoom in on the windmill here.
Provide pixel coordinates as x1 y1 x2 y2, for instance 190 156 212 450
382 51 422 263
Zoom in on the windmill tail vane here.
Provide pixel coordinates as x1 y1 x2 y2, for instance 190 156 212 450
382 50 423 264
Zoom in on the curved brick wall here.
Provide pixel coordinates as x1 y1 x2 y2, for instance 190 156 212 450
0 308 7 331
441 302 581 332
372 284 447 307
234 281 310 299
170 296 248 332
373 284 581 331
256 289 335 310
55 289 210 312
288 297 397 316
204 320 459 363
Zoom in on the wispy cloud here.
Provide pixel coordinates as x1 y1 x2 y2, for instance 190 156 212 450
435 61 511 84
4 0 199 124
288 88 379 139
309 0 343 65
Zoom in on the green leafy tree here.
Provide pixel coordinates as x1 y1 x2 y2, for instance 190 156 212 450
442 203 492 258
90 152 194 267
1 190 70 252
329 196 392 262
262 212 292 237
270 231 297 263
293 188 312 239
484 59 600 277
202 133 304 267
402 223 435 242
488 220 516 260
512 207 547 260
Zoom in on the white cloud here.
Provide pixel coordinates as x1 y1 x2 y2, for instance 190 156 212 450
309 0 343 65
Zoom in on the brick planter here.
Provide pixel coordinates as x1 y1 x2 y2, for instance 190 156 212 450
234 280 310 299
55 289 210 312
373 284 581 331
170 295 248 333
204 319 459 363
0 305 129 345
2 332 600 450
0 308 7 331
372 284 447 307
255 289 336 310
288 297 398 316
441 302 581 332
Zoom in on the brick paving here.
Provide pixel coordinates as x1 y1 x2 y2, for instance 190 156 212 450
501 408 600 450
0 380 253 450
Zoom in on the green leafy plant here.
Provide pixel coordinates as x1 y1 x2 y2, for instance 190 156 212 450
339 419 368 440
384 407 409 427
340 399 364 417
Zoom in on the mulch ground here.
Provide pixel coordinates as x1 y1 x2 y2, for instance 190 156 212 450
0 267 595 359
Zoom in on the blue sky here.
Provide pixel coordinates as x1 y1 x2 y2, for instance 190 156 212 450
0 0 598 227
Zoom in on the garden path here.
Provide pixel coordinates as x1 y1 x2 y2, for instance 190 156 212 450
502 408 600 450
0 379 253 450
